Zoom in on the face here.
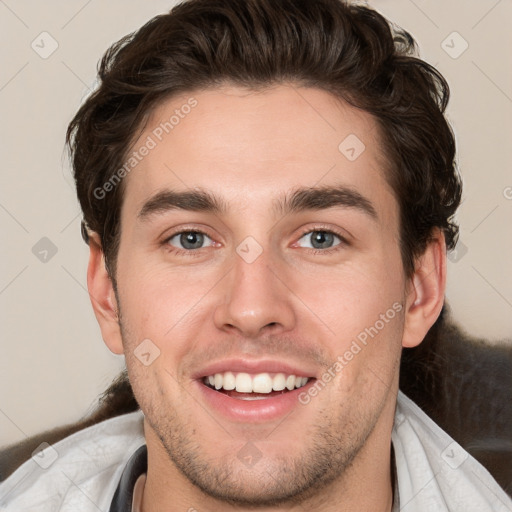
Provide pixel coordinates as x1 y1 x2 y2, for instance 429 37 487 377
102 85 413 506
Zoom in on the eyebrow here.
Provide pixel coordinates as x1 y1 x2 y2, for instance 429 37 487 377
275 185 377 220
137 185 377 222
138 189 226 220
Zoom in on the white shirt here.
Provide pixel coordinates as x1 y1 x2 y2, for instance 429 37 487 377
1 391 510 511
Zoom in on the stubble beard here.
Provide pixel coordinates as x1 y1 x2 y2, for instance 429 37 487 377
141 388 383 508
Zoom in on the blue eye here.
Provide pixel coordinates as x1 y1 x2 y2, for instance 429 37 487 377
167 231 214 250
297 230 342 250
163 228 346 256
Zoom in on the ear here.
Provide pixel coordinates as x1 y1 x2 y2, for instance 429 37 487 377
402 229 446 348
87 232 124 355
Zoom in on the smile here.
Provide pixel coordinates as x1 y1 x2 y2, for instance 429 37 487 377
194 360 317 421
202 372 310 399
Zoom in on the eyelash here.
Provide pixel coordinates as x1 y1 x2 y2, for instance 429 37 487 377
162 226 349 257
296 226 349 255
162 228 216 258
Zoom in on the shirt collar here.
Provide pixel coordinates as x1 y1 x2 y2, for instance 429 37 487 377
109 445 147 512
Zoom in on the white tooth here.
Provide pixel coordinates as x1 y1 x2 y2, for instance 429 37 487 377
208 375 215 386
223 371 236 390
235 372 253 392
301 377 309 387
295 377 303 389
239 395 268 400
285 375 296 391
214 373 223 390
252 373 273 393
272 373 286 391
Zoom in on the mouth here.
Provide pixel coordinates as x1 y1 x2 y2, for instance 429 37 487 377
202 371 311 400
194 362 317 422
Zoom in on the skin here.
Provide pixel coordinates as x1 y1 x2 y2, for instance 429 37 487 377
88 84 446 512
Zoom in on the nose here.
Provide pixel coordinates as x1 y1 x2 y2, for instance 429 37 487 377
213 249 296 338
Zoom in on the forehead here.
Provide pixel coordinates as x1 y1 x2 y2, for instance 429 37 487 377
121 84 396 222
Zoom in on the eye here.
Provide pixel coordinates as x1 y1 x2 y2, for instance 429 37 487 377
296 230 343 251
166 230 215 251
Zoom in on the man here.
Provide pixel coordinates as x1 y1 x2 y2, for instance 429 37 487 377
1 0 510 510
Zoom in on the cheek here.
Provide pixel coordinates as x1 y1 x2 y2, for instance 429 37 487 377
118 255 176 320
116 258 215 363
291 248 405 363
302 259 403 324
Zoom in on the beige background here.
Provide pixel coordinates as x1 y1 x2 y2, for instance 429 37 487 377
0 0 511 446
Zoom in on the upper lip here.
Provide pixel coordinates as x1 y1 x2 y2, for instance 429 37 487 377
192 358 319 380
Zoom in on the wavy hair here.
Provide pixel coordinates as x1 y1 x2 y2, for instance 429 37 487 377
67 0 462 279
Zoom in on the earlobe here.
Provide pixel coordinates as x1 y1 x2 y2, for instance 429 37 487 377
87 232 124 355
402 230 447 348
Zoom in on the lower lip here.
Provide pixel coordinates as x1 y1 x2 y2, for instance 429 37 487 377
195 380 315 422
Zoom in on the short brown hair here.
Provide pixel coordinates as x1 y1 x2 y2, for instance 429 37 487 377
67 0 462 279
